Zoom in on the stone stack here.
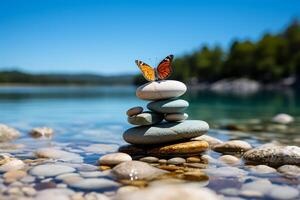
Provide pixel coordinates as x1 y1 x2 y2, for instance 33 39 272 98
123 80 210 156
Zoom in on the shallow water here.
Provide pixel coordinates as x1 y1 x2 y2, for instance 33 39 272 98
0 86 299 199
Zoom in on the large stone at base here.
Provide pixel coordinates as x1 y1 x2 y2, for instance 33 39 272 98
123 120 209 145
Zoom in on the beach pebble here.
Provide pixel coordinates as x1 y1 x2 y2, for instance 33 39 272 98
272 113 294 124
277 165 300 176
35 188 75 200
139 156 159 163
123 120 209 145
204 166 247 177
68 178 119 190
147 141 209 157
218 155 240 165
112 161 167 180
30 164 75 177
30 127 54 138
0 124 20 142
99 152 132 166
126 106 143 117
268 185 299 200
35 148 83 163
167 157 186 165
147 99 189 114
248 165 277 174
136 80 187 101
165 113 188 122
243 144 300 167
213 140 252 154
0 159 25 172
114 184 219 200
128 112 163 126
192 135 223 147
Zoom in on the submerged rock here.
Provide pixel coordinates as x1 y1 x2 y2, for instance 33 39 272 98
277 165 300 177
147 141 209 157
136 80 187 101
0 124 20 142
98 152 132 166
248 165 277 174
218 155 240 165
30 127 54 138
112 161 167 180
213 140 252 154
128 112 164 126
243 144 300 167
147 99 189 114
123 120 209 145
35 148 83 163
30 164 75 177
68 178 120 190
272 113 294 124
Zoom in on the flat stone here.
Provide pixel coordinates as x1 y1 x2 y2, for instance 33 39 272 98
126 106 143 117
248 165 277 174
30 164 75 177
218 155 240 165
139 156 159 163
277 165 300 177
147 99 189 114
98 153 132 166
192 135 223 147
68 178 120 190
0 159 25 172
272 113 294 124
30 127 54 138
35 148 83 163
123 120 209 145
147 141 209 157
213 140 252 154
0 124 20 142
114 185 219 200
243 144 300 167
112 161 167 180
165 113 188 122
128 112 164 126
186 156 202 163
136 80 187 101
167 157 186 165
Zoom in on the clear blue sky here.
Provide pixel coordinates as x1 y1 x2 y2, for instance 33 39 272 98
1 0 300 75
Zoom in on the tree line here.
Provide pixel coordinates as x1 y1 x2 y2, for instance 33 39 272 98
134 20 300 85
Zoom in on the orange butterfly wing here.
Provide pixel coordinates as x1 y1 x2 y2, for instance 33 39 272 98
135 60 156 81
157 54 174 80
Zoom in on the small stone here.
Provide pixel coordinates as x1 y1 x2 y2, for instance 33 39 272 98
167 157 186 165
139 156 159 163
147 141 209 157
243 144 300 167
248 165 277 174
158 165 183 171
126 106 143 117
182 171 209 181
186 156 201 163
123 120 209 145
112 161 167 180
128 112 163 126
99 153 132 166
147 99 189 114
136 80 187 101
30 164 75 177
192 135 223 147
3 170 27 183
272 113 294 124
268 185 299 200
99 165 111 171
165 113 188 122
35 148 83 163
114 184 219 200
30 127 54 138
0 124 20 142
183 163 207 169
213 140 252 154
277 165 300 177
218 155 240 165
158 159 167 164
68 178 119 190
0 159 25 172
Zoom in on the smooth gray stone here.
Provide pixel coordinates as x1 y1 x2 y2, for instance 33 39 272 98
147 99 189 114
123 120 209 145
128 112 164 126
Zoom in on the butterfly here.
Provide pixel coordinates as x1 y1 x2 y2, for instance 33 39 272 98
135 54 174 81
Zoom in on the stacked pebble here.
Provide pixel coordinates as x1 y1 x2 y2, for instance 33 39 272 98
123 80 210 156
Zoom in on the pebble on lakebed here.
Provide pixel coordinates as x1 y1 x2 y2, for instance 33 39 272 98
30 127 54 138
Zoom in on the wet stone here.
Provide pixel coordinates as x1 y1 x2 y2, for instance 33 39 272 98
218 155 240 165
139 156 159 163
192 135 223 148
277 165 300 177
248 165 277 174
98 152 132 166
30 164 76 177
213 140 252 154
167 157 186 165
30 127 54 138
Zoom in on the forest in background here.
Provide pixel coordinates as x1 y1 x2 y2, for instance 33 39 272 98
134 20 300 86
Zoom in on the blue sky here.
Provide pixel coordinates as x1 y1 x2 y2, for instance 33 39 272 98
1 0 300 75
